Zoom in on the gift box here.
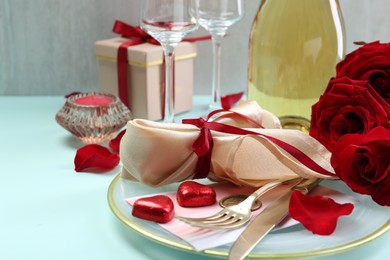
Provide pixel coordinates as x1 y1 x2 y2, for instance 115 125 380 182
95 37 197 120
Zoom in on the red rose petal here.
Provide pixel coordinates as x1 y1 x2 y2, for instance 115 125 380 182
109 130 126 153
221 92 244 110
289 190 354 235
74 144 120 172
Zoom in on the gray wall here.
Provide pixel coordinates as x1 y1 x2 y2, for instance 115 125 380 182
1 0 390 96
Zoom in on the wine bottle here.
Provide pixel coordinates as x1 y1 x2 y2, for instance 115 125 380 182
248 0 345 131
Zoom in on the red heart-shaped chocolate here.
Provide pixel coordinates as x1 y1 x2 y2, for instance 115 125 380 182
177 181 216 207
132 195 174 223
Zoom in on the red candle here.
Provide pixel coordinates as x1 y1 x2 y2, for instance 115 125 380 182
74 95 113 106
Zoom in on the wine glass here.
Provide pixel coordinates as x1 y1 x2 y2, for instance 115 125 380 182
140 0 199 123
197 0 244 111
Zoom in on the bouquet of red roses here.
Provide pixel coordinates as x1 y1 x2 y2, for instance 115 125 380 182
310 41 390 206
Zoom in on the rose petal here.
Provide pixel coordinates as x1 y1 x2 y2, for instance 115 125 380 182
109 130 126 153
74 144 120 172
221 92 244 110
289 190 354 235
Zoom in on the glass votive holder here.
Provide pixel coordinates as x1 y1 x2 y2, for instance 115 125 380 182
55 92 132 144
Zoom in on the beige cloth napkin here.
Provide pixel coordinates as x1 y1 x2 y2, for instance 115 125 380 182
120 101 335 187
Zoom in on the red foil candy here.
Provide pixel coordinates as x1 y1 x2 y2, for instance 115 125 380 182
177 181 216 207
132 195 174 223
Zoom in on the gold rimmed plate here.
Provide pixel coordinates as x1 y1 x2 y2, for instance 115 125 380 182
107 174 390 259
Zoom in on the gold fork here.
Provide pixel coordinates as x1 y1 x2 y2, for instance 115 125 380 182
176 177 299 230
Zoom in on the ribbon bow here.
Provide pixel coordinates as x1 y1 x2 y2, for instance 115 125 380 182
112 20 159 45
112 20 160 107
183 92 260 178
112 20 212 108
183 93 336 179
183 117 214 179
183 110 267 179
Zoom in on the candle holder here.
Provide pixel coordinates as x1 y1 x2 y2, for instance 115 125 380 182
55 92 132 144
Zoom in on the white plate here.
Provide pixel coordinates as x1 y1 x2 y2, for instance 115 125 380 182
108 175 390 259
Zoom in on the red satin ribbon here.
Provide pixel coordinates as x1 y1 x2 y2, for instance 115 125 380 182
112 21 159 107
183 97 335 179
112 20 211 109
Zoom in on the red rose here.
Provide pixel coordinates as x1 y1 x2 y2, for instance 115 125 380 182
310 77 390 152
330 127 390 206
336 41 390 103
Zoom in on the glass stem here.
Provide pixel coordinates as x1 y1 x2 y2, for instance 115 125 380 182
162 44 176 123
210 33 224 109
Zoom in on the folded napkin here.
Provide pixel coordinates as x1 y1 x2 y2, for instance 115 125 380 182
120 101 335 187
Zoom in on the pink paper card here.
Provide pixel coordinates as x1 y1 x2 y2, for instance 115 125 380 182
126 182 356 251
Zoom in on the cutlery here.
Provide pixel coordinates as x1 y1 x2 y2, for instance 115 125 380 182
228 178 321 260
176 177 298 230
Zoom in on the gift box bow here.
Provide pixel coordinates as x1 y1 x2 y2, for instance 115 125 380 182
112 20 210 108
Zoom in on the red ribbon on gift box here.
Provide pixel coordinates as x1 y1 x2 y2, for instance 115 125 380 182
112 20 159 107
112 20 211 111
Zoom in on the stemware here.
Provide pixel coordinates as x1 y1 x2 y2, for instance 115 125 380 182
197 0 244 111
140 0 199 123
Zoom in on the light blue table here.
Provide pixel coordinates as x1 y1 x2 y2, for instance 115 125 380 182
1 96 389 260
